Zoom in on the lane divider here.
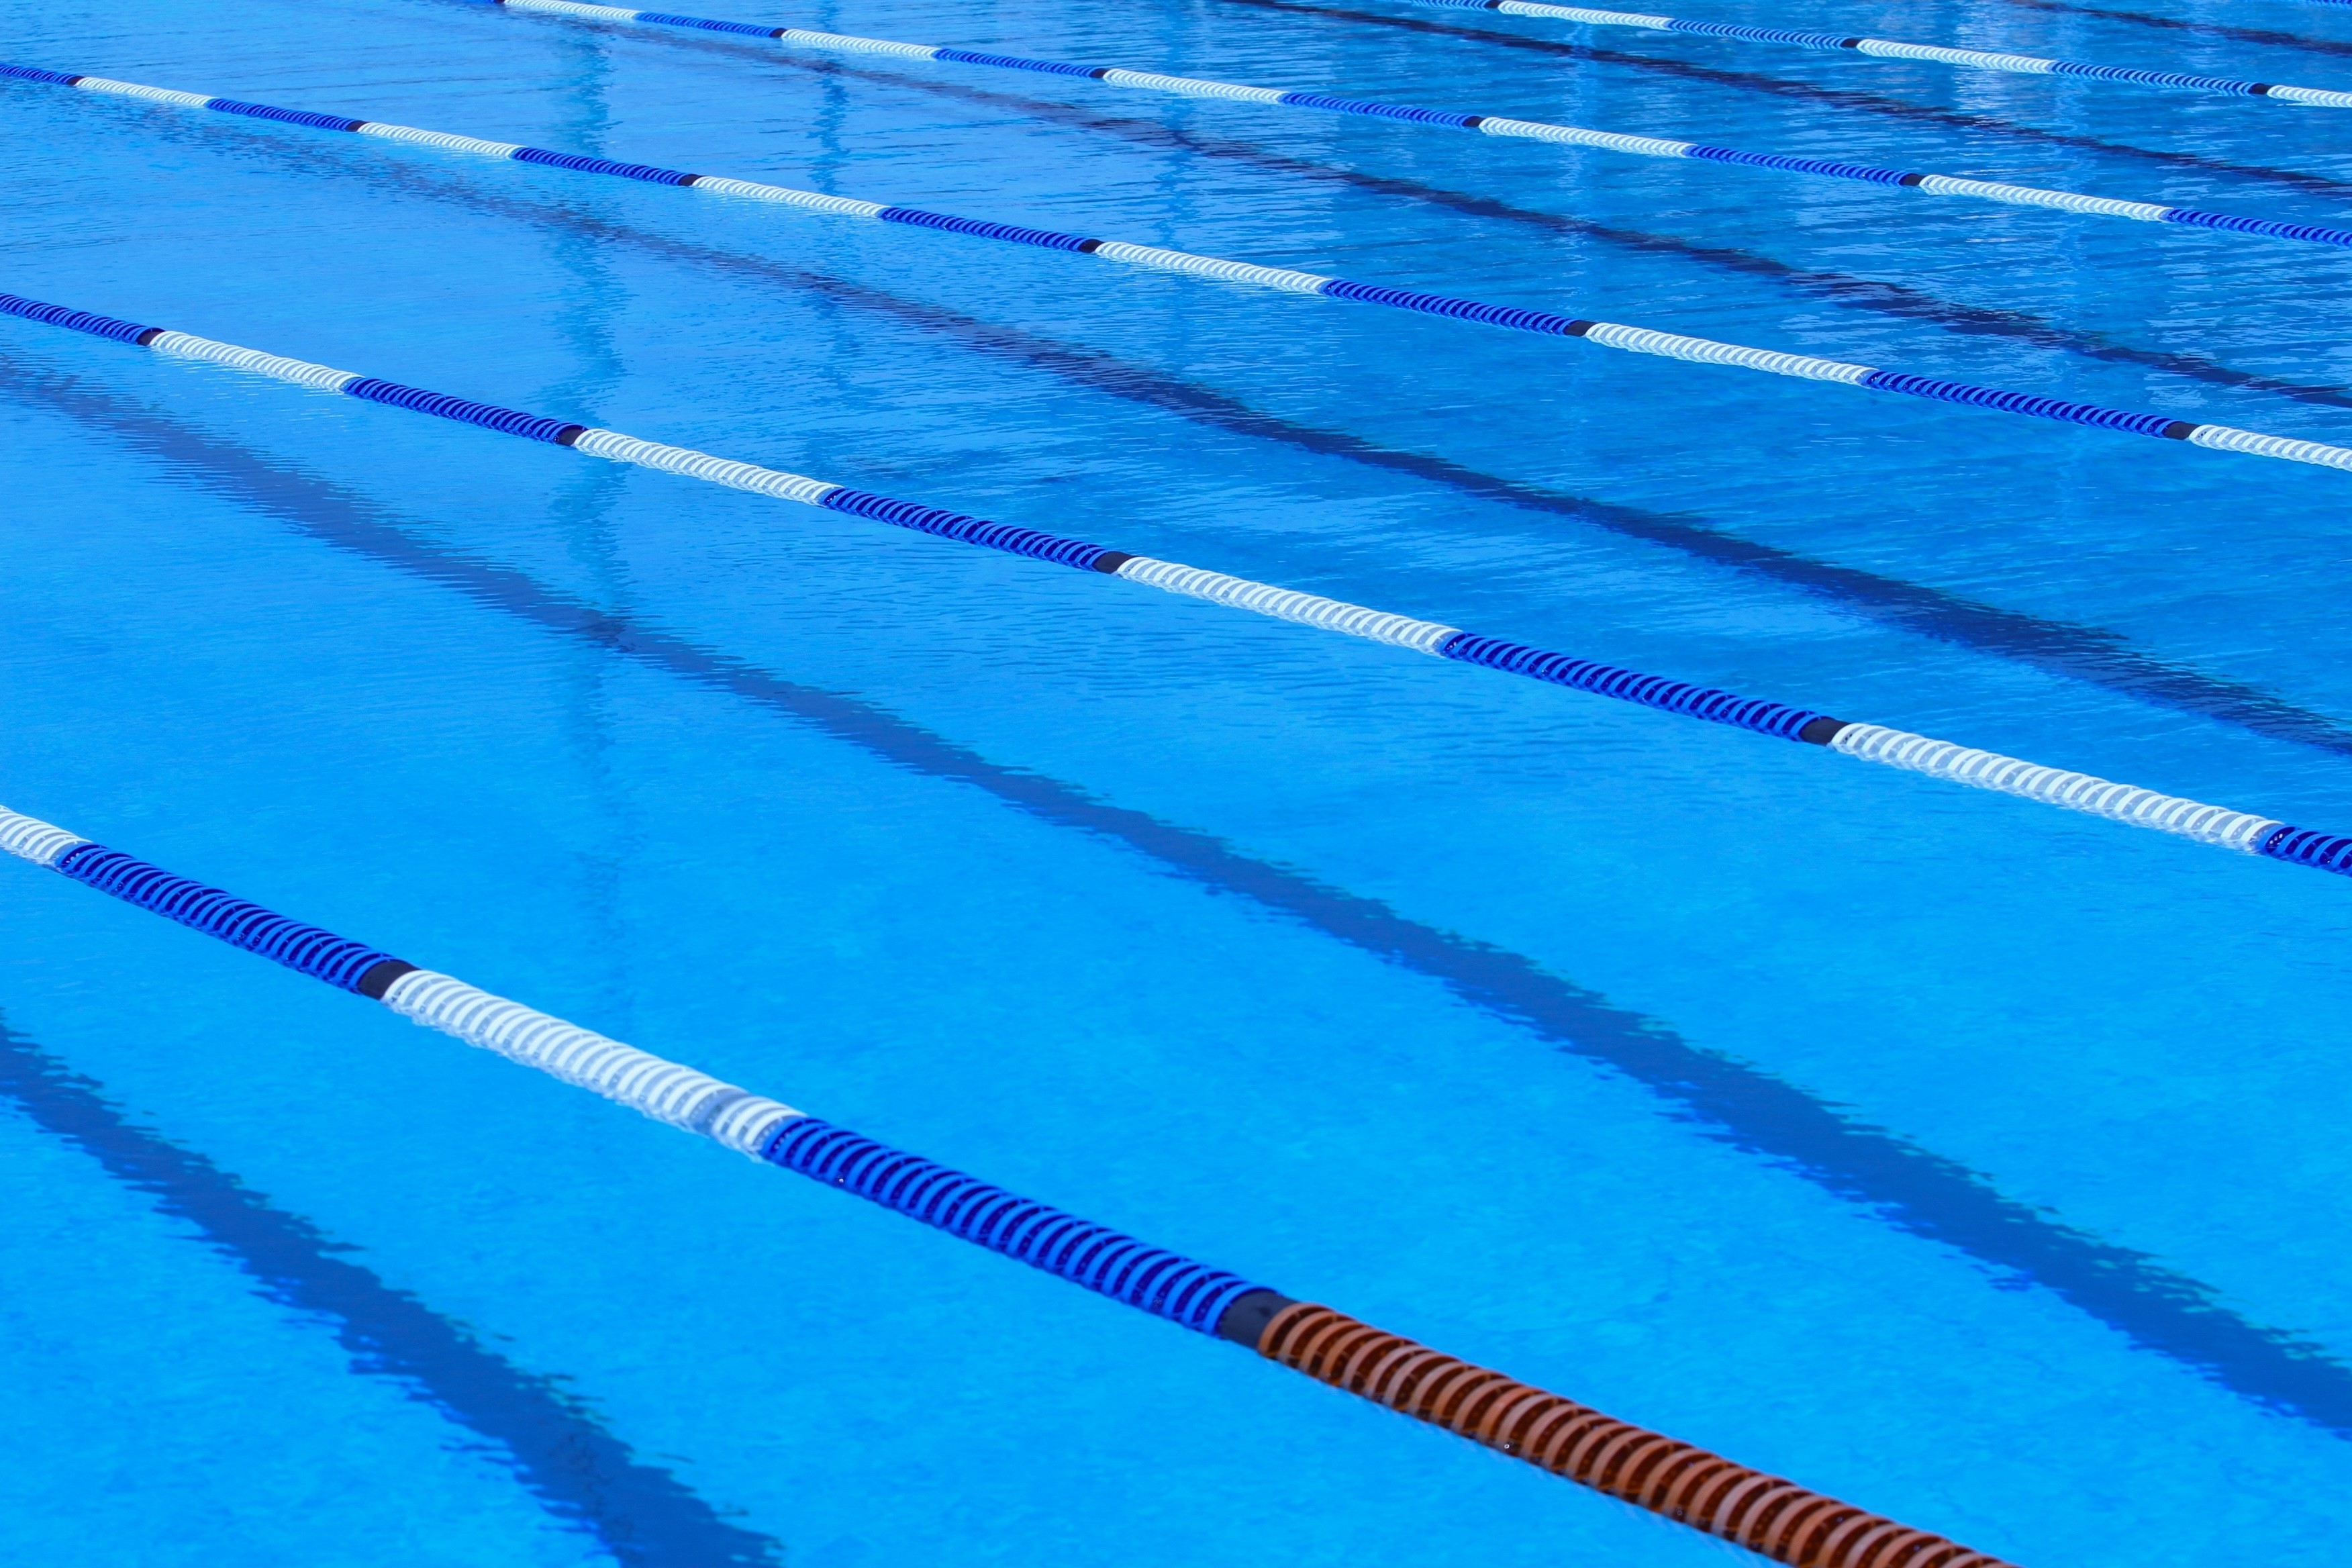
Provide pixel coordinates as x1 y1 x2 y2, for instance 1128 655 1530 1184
0 801 2016 1568
17 65 2352 478
450 0 2352 254
1408 0 2352 105
7 289 2349 883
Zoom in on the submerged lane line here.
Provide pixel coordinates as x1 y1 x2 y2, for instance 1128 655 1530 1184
19 352 2349 1437
17 66 2352 475
0 1022 786 1568
103 41 2352 421
693 41 2352 416
7 289 2351 883
0 804 2016 1568
473 0 2352 207
1398 0 2352 105
1204 0 2352 80
452 0 2352 252
1197 0 2352 202
1996 0 2352 64
65 99 2352 764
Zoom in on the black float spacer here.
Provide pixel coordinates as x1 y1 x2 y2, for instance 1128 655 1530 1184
1797 716 1850 746
355 959 420 1000
1214 1288 1297 1347
1090 550 1136 574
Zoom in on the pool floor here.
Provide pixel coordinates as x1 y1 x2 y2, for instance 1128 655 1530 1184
4 0 2352 1560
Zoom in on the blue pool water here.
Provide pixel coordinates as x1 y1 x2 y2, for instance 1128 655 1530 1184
5 0 2352 1558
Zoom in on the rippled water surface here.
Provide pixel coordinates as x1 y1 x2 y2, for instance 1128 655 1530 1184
3 0 2351 1560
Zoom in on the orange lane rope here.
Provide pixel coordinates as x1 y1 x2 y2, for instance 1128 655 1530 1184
1259 1303 2010 1568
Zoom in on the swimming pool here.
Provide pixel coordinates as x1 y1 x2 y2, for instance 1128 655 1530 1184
4 0 2351 1558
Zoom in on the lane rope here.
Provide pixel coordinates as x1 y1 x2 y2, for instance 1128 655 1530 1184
0 801 2016 1568
438 0 2352 254
18 65 2352 477
18 67 2352 777
1404 0 2352 105
7 288 2349 883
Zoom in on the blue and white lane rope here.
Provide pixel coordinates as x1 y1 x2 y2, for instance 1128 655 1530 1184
1408 0 2352 106
0 800 1269 1326
0 804 2015 1568
8 291 2349 882
450 0 2352 254
17 67 2352 477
